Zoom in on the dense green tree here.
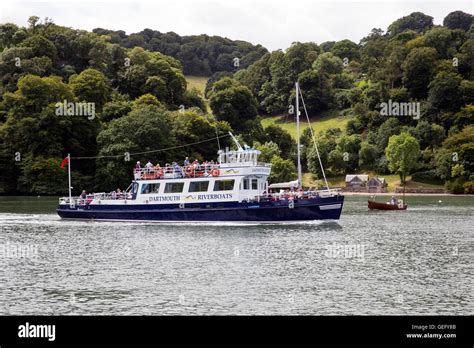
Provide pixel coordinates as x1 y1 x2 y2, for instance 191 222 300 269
376 118 401 154
443 11 474 31
331 39 360 61
385 132 421 183
171 108 231 161
20 35 57 60
423 27 466 59
427 71 462 111
208 77 258 132
411 120 445 149
69 68 109 108
253 141 281 163
205 71 233 98
95 104 175 190
358 141 378 169
402 47 438 98
268 155 297 184
0 23 20 49
435 125 474 180
387 12 434 36
101 99 132 122
264 125 295 159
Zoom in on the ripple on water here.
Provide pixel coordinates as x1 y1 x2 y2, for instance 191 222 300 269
0 196 473 315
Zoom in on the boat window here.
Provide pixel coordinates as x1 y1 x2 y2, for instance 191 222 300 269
164 182 184 193
213 179 235 191
252 179 258 190
243 178 249 190
189 181 209 192
141 183 160 194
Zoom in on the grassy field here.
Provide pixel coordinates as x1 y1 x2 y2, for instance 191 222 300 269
185 75 209 96
261 109 352 139
184 78 351 140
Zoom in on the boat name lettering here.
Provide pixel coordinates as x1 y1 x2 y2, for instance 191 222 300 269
149 196 180 202
148 193 233 201
197 193 233 200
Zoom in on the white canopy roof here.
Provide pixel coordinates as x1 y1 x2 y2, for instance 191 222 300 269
268 180 299 189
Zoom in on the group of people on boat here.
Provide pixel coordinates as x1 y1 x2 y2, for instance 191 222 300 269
134 157 220 179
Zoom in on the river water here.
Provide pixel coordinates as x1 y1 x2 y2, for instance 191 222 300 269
0 195 472 315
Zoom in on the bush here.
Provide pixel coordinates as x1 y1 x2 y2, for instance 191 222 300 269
411 170 443 184
463 181 474 194
446 179 465 194
268 156 296 184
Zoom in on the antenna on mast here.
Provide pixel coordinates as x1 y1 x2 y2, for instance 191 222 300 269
228 131 244 151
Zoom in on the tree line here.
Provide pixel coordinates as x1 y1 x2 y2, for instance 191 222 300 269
92 27 268 76
228 10 473 193
0 11 473 194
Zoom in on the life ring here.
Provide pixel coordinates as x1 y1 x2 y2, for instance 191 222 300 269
185 165 194 177
211 168 220 177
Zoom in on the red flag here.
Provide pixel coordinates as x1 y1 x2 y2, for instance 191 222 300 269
60 156 69 169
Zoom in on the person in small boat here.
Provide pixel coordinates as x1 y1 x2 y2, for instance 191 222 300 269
390 196 397 205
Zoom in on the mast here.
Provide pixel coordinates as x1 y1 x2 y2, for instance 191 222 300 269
295 82 302 189
67 153 72 207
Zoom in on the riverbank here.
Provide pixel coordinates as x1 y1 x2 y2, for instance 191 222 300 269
341 192 474 197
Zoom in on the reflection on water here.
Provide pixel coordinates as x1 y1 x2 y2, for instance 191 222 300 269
0 195 472 315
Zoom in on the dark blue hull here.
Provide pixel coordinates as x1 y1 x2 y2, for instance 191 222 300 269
57 196 344 222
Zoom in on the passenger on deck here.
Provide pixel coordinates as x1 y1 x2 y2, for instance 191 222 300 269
173 162 184 177
116 188 122 199
184 157 190 166
135 161 141 172
192 159 199 171
145 161 154 172
154 163 162 175
111 190 117 199
80 190 87 199
203 160 210 175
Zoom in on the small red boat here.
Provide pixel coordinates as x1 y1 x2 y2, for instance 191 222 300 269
368 200 407 210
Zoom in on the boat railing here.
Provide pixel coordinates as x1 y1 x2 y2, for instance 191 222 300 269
134 164 221 180
256 188 342 202
316 188 342 197
59 191 133 205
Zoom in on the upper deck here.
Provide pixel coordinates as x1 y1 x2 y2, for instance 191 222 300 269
134 148 271 181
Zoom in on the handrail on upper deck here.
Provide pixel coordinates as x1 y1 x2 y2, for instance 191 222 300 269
134 164 221 180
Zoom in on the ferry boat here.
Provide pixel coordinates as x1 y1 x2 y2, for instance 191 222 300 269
57 83 344 222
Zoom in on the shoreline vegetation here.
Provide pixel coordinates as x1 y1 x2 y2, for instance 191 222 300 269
1 12 473 196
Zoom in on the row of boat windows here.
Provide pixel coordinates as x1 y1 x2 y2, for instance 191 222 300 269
140 180 236 194
140 178 263 194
